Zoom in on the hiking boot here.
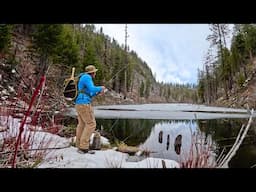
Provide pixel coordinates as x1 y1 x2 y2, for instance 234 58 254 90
77 148 95 154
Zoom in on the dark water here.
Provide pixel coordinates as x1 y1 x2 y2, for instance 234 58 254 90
96 118 256 168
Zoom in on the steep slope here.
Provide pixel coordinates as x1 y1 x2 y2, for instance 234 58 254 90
215 59 256 109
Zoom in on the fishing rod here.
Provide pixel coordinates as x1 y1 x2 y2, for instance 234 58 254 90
104 64 130 87
101 63 131 95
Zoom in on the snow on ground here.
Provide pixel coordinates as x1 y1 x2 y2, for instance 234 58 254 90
0 115 69 149
37 130 179 168
37 128 179 168
38 147 180 168
0 115 179 168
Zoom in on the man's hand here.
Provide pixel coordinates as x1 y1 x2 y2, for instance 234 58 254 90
98 86 107 95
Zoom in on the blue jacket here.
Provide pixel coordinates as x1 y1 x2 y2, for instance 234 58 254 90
75 73 102 104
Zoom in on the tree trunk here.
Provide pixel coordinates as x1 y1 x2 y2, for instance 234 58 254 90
217 25 228 99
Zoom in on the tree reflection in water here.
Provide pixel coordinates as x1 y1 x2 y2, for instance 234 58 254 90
158 131 163 144
139 120 217 167
174 134 182 155
96 118 256 167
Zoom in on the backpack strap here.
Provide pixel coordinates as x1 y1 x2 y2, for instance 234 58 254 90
78 90 92 98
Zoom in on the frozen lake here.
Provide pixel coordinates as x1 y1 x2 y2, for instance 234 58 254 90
65 103 254 120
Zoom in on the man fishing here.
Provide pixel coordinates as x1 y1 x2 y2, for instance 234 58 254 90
75 65 106 154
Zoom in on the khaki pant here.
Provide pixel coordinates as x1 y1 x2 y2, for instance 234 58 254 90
75 104 96 150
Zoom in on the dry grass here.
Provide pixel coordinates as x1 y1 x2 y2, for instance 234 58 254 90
117 142 139 155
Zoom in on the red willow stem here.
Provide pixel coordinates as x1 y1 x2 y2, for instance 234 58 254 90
11 75 46 168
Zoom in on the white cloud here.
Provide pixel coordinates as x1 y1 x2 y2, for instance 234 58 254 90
94 24 231 85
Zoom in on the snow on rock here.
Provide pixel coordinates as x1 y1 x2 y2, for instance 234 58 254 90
69 134 110 146
90 133 110 146
8 86 15 93
100 136 110 145
1 89 9 95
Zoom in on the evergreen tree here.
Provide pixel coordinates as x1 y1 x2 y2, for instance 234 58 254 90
32 24 63 57
0 24 12 54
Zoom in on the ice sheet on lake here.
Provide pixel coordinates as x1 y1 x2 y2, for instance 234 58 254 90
65 103 254 120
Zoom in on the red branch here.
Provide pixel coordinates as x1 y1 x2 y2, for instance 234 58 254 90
11 75 46 168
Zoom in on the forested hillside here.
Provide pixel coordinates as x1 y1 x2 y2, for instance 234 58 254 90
198 24 256 109
0 24 197 108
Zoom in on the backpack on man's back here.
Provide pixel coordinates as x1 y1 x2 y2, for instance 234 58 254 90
63 67 84 102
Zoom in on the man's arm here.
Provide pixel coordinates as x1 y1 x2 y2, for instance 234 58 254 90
83 75 102 97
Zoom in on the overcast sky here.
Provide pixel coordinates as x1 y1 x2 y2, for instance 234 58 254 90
94 24 232 85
